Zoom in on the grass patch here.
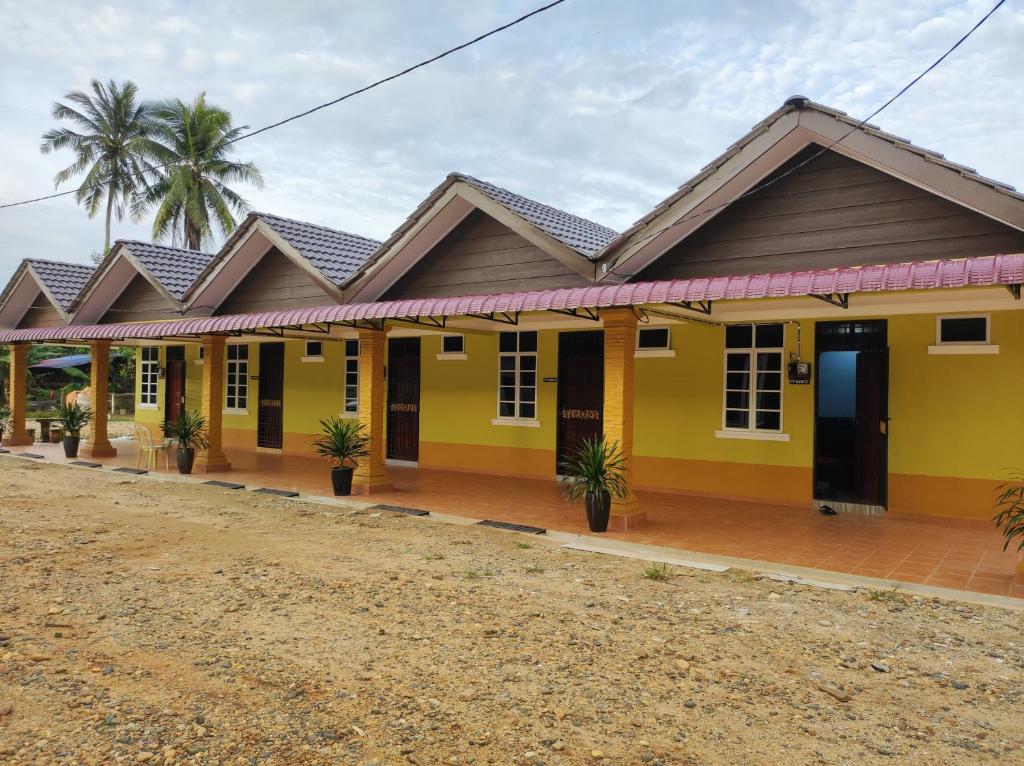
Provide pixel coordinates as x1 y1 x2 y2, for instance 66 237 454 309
424 552 445 561
524 564 544 574
463 567 495 580
866 586 903 603
641 562 673 582
516 542 533 549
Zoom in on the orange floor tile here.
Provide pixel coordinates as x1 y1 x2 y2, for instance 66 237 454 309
17 438 1022 599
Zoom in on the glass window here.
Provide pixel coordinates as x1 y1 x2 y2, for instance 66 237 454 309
723 324 784 433
497 331 538 420
305 340 324 358
226 344 249 411
637 327 670 350
442 335 464 354
344 340 359 414
140 347 159 406
938 316 988 344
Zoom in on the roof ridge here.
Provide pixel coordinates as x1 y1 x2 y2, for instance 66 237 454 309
25 258 94 270
451 172 619 236
253 211 384 245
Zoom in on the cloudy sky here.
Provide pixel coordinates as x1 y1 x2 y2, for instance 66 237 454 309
0 0 1021 287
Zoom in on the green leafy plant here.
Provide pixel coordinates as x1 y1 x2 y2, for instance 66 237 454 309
560 437 629 502
53 401 93 437
313 417 368 469
641 562 673 582
162 410 210 450
993 472 1024 554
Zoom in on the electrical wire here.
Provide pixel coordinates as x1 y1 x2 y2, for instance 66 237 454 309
603 0 1007 279
0 0 569 211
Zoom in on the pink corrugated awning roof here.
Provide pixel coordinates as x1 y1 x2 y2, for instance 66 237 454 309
2 254 1022 343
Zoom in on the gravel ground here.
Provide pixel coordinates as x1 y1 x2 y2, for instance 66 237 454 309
0 457 1021 766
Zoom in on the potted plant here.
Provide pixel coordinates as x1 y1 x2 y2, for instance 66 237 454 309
162 410 209 474
313 416 368 496
53 401 93 458
993 472 1024 585
560 436 629 533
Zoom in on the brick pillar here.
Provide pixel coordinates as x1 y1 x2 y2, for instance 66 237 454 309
195 335 231 472
352 327 392 493
81 340 117 457
2 343 33 446
602 308 645 530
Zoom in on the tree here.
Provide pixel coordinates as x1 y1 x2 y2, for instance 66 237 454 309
40 79 156 255
143 94 263 250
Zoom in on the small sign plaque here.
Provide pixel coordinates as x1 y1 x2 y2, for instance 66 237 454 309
543 376 558 383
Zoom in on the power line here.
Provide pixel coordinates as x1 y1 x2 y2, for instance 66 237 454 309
0 0 569 211
604 0 1007 279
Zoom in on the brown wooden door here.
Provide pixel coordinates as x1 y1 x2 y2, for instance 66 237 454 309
855 349 889 506
556 330 604 472
387 337 420 461
258 343 285 449
164 347 186 429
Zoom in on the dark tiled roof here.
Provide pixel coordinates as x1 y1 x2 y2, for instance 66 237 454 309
121 241 216 301
453 174 618 258
253 212 383 285
25 259 94 311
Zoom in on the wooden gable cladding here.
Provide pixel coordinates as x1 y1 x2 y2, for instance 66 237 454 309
217 247 333 314
15 292 64 329
637 147 1024 281
381 209 593 300
99 273 180 323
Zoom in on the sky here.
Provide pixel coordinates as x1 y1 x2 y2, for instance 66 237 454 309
0 0 1022 288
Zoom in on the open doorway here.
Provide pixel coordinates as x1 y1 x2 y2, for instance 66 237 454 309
814 321 888 513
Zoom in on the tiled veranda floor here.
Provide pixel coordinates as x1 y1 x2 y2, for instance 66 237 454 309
13 437 1023 599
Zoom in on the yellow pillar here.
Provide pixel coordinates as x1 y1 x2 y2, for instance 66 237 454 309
3 343 33 446
602 308 645 530
195 335 231 472
352 327 392 493
81 340 117 457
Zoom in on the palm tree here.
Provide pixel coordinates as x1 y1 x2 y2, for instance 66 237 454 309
143 94 263 250
40 79 157 254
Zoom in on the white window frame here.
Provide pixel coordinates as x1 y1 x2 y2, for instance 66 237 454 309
139 346 160 410
635 326 675 358
224 344 249 414
342 339 359 417
716 324 788 441
929 313 998 355
437 334 467 360
301 339 325 362
493 331 539 426
195 345 205 366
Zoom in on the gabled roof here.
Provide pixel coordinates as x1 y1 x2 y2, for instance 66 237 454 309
600 96 1024 280
115 241 217 302
248 212 383 286
0 258 94 327
453 175 617 259
19 259 93 311
343 173 617 301
4 253 1022 344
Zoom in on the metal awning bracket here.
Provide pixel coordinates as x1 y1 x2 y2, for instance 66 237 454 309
812 292 849 309
1006 284 1021 300
668 300 713 315
548 307 599 322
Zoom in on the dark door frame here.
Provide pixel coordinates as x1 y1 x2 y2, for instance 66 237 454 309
163 345 186 432
812 320 889 509
556 330 604 474
386 337 421 463
257 342 285 450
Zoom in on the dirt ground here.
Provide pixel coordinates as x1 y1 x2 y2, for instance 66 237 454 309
0 458 1021 766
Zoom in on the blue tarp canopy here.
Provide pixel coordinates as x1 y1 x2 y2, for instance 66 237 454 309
29 353 93 370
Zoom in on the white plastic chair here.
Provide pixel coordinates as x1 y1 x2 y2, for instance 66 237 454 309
134 425 170 470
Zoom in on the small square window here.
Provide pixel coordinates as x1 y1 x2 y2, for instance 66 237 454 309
305 340 324 358
518 331 538 353
345 339 359 357
197 346 205 360
442 335 464 354
637 327 670 350
725 325 753 349
938 316 988 344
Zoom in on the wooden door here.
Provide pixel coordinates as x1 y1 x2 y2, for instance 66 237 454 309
855 349 889 507
387 337 420 461
556 330 604 472
257 343 285 449
163 346 186 427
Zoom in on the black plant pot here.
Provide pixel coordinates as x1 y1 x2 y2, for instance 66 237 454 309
62 435 80 459
585 490 611 533
176 447 196 475
331 466 354 496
